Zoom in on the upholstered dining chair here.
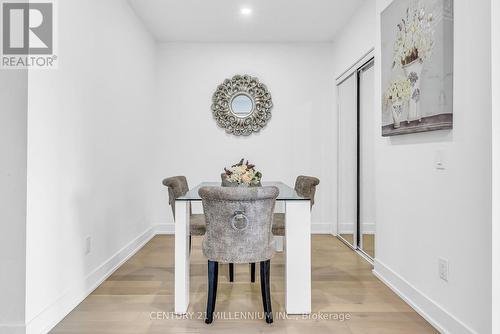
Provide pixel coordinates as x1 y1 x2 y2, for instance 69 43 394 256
220 172 256 283
162 176 206 246
199 186 279 324
272 175 320 236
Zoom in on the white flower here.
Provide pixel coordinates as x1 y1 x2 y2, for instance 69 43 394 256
392 1 434 67
385 77 412 103
241 172 252 184
224 159 262 185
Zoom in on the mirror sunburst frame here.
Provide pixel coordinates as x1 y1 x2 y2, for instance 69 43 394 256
211 74 273 136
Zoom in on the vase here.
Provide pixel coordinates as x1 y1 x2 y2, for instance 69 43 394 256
402 59 423 123
221 175 261 187
391 102 403 129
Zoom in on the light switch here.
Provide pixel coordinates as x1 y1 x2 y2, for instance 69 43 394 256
435 150 446 170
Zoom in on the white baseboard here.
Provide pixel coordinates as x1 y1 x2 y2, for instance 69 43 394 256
373 259 477 334
0 324 25 334
154 223 175 234
311 222 334 234
361 222 375 234
154 223 334 235
25 226 157 334
338 222 375 235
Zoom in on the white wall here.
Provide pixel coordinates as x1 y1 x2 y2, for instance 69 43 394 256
154 43 335 231
492 0 499 332
25 0 158 331
0 70 27 333
331 1 376 77
373 1 492 334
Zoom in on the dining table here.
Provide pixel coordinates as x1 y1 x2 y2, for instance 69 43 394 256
173 181 311 315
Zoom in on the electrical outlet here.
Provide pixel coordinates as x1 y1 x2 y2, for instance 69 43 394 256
438 258 449 282
85 236 92 255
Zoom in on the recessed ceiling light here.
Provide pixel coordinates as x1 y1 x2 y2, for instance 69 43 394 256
240 7 252 16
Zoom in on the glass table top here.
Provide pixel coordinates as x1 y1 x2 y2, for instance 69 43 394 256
177 182 309 201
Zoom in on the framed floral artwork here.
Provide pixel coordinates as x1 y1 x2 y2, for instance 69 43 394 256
381 0 453 136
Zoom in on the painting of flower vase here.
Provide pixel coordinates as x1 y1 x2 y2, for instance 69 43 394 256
381 0 453 136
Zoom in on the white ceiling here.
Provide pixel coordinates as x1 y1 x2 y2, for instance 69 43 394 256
127 0 366 42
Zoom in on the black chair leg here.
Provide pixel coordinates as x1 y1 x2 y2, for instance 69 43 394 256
189 235 192 254
250 263 256 283
205 260 218 324
260 260 273 324
229 263 234 282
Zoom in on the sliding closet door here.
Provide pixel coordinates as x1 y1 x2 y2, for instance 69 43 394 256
359 61 375 258
337 74 357 248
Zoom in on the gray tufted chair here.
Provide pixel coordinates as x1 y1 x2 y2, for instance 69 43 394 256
162 176 206 237
273 175 320 236
199 186 279 324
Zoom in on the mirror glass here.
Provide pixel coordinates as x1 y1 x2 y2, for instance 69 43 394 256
230 94 254 117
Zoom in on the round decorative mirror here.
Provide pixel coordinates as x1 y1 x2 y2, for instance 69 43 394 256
230 93 254 118
211 74 273 136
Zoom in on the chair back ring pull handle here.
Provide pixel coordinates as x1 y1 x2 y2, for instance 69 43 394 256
230 211 249 231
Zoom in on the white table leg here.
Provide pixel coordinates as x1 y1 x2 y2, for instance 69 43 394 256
174 200 190 314
274 236 284 252
285 200 311 314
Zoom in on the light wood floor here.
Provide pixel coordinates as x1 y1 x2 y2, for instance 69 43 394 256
338 234 375 259
52 235 437 333
362 234 375 259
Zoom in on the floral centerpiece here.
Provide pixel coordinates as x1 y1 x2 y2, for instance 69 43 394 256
392 4 434 68
222 159 262 187
385 77 411 128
